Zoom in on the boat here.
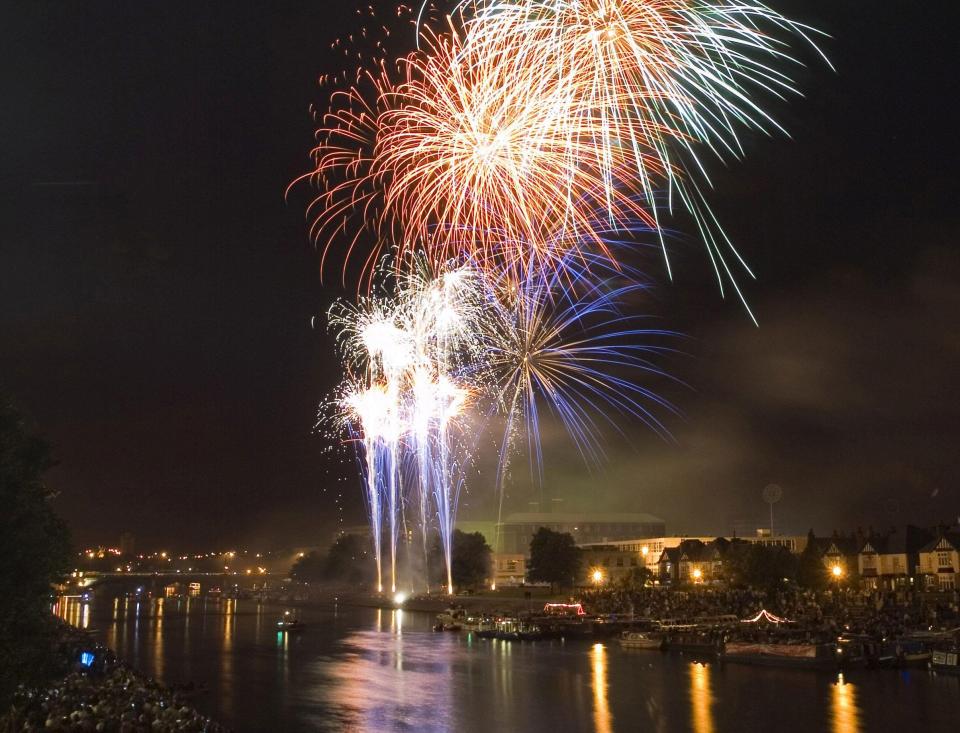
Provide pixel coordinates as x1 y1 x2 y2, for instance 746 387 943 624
931 649 960 675
723 641 840 670
459 614 486 632
276 611 306 632
435 607 466 631
471 616 544 641
619 631 664 651
895 639 932 667
661 624 723 657
517 625 545 641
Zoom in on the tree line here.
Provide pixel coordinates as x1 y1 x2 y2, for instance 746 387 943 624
294 525 836 594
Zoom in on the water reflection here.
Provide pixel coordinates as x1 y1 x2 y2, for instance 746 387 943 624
689 662 715 733
154 599 164 679
831 673 861 733
321 612 453 731
591 643 613 733
51 596 960 733
221 599 236 718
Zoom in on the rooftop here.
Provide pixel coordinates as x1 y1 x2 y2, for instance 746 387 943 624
501 512 665 525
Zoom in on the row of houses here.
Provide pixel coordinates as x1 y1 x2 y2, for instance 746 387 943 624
577 526 960 590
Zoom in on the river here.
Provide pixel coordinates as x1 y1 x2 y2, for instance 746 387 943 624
55 595 959 732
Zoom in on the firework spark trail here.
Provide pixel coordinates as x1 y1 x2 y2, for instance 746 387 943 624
484 247 680 472
397 263 483 594
342 384 396 592
475 246 682 559
295 27 669 286
307 0 824 592
331 261 485 594
331 251 680 592
297 1 826 300
426 0 825 312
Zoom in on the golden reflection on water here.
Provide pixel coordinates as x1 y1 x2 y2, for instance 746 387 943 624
223 598 235 650
106 598 119 652
689 662 715 733
222 599 236 713
591 643 613 733
154 598 164 680
832 673 861 733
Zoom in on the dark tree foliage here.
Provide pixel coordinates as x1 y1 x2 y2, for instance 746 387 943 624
292 534 375 585
616 566 652 591
290 550 325 583
0 398 71 703
450 530 492 591
723 542 798 591
527 528 581 590
797 529 828 590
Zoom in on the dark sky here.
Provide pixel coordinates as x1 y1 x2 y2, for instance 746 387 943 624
2 1 958 550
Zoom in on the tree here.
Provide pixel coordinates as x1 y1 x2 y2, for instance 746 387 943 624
0 397 71 704
450 530 492 591
723 542 797 591
527 528 581 591
290 550 324 583
322 533 374 583
797 529 827 590
291 534 374 585
617 566 652 591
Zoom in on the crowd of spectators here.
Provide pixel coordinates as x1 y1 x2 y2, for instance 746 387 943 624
580 585 960 641
2 622 226 733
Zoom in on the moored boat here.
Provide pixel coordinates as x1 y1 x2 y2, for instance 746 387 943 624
722 641 839 670
931 649 960 675
661 624 723 657
619 631 664 651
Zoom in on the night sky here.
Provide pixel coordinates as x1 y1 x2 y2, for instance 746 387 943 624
3 1 958 550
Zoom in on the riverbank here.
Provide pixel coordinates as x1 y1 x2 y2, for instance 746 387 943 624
1 621 228 732
332 590 559 615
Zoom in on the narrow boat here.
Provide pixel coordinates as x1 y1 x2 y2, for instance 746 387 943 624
895 639 932 667
931 649 960 675
723 641 839 670
662 625 722 656
619 631 664 651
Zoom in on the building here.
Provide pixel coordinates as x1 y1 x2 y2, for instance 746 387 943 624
579 545 645 586
580 531 809 578
857 526 933 590
810 535 861 580
656 539 730 586
918 531 960 591
495 512 666 555
492 554 528 587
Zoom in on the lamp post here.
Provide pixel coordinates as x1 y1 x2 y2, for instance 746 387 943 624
592 568 604 587
831 563 843 591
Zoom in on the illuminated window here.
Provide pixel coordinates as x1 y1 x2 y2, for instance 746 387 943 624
937 551 951 569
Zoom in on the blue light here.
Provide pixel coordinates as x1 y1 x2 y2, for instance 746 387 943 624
80 652 95 667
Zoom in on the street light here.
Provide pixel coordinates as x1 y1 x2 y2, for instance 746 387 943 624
831 564 843 579
591 569 604 586
692 568 703 583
